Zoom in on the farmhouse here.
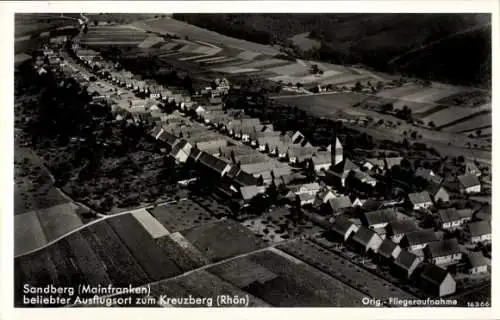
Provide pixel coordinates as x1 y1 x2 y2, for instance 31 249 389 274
196 139 228 154
240 185 266 203
295 182 321 196
328 158 360 187
298 193 316 206
419 264 456 297
314 189 336 205
350 226 383 254
363 158 386 172
467 221 491 244
386 219 420 244
198 152 232 177
407 191 433 210
286 146 315 164
170 139 193 163
426 183 450 204
438 209 463 230
377 239 402 262
457 174 481 194
457 209 474 224
475 204 491 221
311 152 332 172
393 249 422 279
465 161 481 177
466 252 488 274
384 157 403 169
400 230 438 252
424 238 462 266
415 168 443 184
361 209 398 230
329 216 360 241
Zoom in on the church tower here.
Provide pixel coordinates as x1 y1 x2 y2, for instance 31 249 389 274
329 129 343 166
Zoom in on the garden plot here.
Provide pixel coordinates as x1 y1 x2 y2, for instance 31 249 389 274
183 219 266 262
318 73 372 86
156 232 210 272
212 66 260 74
209 257 278 287
392 100 437 114
400 85 462 103
266 63 309 76
421 107 483 127
443 112 492 133
14 211 48 256
148 199 218 232
376 84 426 99
237 51 262 60
36 202 83 242
131 208 170 239
236 58 291 69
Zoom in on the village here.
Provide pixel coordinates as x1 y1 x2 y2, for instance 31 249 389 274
15 28 491 307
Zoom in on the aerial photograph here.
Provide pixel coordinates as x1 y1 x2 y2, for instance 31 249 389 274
14 12 491 308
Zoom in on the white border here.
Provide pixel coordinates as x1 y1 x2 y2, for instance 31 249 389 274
1 1 498 320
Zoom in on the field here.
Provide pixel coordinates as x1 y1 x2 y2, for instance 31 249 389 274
277 239 417 304
442 112 492 133
183 220 266 262
131 208 170 239
156 232 211 272
209 248 366 307
80 25 148 46
14 211 48 256
420 107 486 127
291 32 321 51
148 199 219 232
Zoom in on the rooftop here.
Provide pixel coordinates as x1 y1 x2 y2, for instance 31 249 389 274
458 174 480 188
361 209 398 227
468 220 491 237
404 230 438 246
425 238 460 258
408 191 432 205
420 264 450 285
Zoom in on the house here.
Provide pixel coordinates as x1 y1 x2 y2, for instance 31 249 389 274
415 168 443 184
170 139 193 163
424 238 462 266
393 249 422 279
467 221 491 244
328 158 360 187
287 146 316 165
426 183 450 204
329 217 359 241
362 158 386 172
325 196 352 215
198 152 232 177
400 230 438 251
386 219 420 244
352 197 367 208
377 239 402 261
311 152 332 172
465 161 481 177
350 227 383 254
157 130 178 148
457 174 481 194
289 130 307 144
295 182 321 196
407 191 433 210
196 139 228 154
240 185 266 203
384 157 403 169
298 193 316 206
353 170 378 187
361 209 398 230
466 252 488 274
438 209 463 230
419 264 456 297
457 209 473 224
475 204 491 221
314 189 336 205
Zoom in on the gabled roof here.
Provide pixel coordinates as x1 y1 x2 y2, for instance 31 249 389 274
425 238 460 258
458 174 480 188
287 146 316 159
394 249 420 271
240 185 264 201
351 226 378 247
385 157 403 169
415 168 442 182
234 170 260 186
420 264 450 285
170 139 190 156
298 182 320 192
189 148 203 162
467 252 487 268
426 182 449 196
361 209 398 227
298 193 316 202
404 230 438 246
387 219 420 235
198 152 230 174
468 221 491 237
457 209 473 220
438 208 461 223
378 239 400 259
312 151 332 166
365 158 385 169
328 196 353 211
408 191 432 205
333 158 359 174
330 217 357 236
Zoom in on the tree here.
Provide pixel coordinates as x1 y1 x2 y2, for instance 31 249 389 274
428 121 436 128
353 81 363 92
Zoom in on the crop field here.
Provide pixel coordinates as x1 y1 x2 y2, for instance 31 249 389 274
131 209 171 239
138 35 165 49
210 248 366 307
421 106 485 127
234 58 291 69
36 203 83 242
81 26 148 45
236 51 262 60
377 84 430 99
148 199 218 232
398 85 462 103
106 214 182 281
392 100 437 114
15 211 48 256
435 90 490 107
267 63 310 76
183 220 266 262
319 73 372 86
133 18 280 55
278 239 417 304
442 112 492 133
156 232 210 272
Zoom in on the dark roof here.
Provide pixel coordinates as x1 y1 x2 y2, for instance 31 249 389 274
328 196 352 211
361 209 398 227
233 170 259 186
404 230 438 246
189 148 202 162
158 130 178 146
333 158 359 174
378 239 400 259
387 219 419 235
226 165 241 179
415 168 442 183
457 209 473 220
458 174 480 188
394 249 420 271
438 208 461 223
467 252 487 268
420 264 450 286
475 204 491 221
198 152 229 174
351 226 377 247
426 182 448 196
362 198 382 211
468 221 491 237
170 139 189 156
408 191 432 205
330 217 356 236
425 238 460 258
